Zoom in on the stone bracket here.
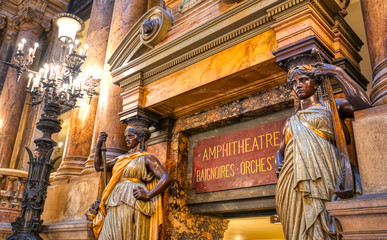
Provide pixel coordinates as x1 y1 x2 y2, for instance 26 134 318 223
148 118 175 146
273 35 334 67
119 106 161 126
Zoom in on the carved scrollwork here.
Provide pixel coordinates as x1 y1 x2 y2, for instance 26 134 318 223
0 15 7 30
139 7 173 48
14 7 51 33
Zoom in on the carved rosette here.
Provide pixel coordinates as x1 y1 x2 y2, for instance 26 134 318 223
14 7 51 34
139 6 173 48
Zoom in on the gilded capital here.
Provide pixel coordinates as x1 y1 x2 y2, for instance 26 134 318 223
14 7 51 34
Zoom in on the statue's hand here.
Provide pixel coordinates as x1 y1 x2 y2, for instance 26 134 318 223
313 62 341 78
133 186 150 201
276 163 284 177
97 132 108 148
85 199 101 221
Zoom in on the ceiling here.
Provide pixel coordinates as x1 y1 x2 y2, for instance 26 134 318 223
223 216 284 240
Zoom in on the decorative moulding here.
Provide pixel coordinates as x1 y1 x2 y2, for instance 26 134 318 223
110 0 285 89
110 0 352 92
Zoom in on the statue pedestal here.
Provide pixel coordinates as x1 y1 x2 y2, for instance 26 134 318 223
40 172 103 239
327 105 387 239
327 193 387 239
41 219 94 240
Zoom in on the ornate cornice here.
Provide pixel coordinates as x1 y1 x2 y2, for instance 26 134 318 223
111 0 283 89
111 0 356 93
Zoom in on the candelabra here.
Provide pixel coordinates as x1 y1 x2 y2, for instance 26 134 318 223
0 38 38 82
2 13 100 240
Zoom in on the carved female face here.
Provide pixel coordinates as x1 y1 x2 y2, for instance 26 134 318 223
124 131 140 149
291 73 317 100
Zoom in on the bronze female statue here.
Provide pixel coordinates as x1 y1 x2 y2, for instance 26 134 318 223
275 56 371 240
90 124 172 240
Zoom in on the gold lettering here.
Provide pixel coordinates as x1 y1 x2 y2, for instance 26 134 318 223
266 156 273 171
225 164 230 178
230 164 235 177
266 133 273 148
221 165 226 178
246 160 251 174
238 140 244 154
231 141 237 155
245 138 251 153
252 137 259 151
261 158 266 172
196 170 201 182
211 167 216 180
273 131 280 147
256 158 262 172
240 162 246 175
250 160 256 173
258 135 264 149
217 145 222 158
202 149 208 161
209 146 217 160
223 143 229 157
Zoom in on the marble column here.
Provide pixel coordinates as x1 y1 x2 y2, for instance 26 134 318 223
360 0 387 106
83 0 148 174
0 18 18 94
54 0 115 180
0 8 50 168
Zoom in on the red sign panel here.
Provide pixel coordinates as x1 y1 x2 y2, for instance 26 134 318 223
192 119 286 193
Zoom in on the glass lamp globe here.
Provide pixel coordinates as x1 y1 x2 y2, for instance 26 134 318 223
54 13 85 43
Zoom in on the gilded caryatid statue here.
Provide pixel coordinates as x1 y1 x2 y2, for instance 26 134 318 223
275 54 371 240
87 119 171 240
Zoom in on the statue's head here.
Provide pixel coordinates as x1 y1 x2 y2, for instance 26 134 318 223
285 54 322 89
287 65 322 90
124 118 152 152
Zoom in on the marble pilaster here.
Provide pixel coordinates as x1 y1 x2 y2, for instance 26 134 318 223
83 0 148 172
360 0 387 106
55 0 115 180
0 8 50 168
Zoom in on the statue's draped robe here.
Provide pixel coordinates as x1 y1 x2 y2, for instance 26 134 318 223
275 105 342 240
93 152 162 240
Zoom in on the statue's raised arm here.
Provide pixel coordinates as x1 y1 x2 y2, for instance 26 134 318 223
275 54 371 240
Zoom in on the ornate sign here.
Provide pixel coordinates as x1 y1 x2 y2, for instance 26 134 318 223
192 119 286 193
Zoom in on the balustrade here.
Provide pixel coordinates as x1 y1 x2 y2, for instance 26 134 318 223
0 168 27 223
